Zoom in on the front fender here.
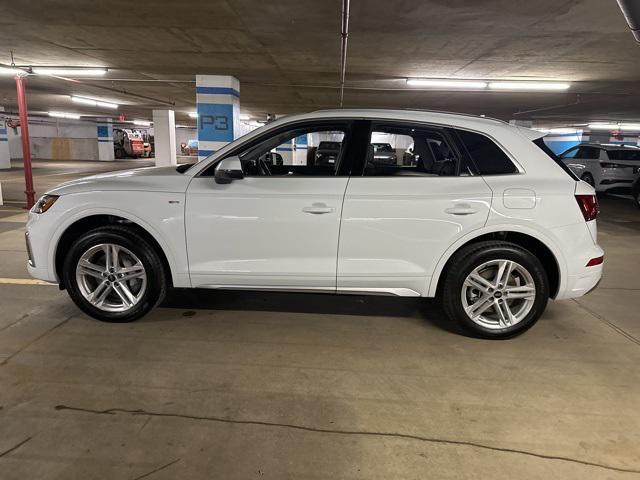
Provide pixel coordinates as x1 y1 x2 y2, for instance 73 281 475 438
40 191 190 288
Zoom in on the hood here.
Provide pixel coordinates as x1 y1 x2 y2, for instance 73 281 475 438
47 165 192 196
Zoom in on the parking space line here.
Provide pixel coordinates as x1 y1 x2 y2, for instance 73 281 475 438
0 278 56 286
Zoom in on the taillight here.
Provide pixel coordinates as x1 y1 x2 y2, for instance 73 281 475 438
600 162 625 169
586 256 604 267
575 194 599 221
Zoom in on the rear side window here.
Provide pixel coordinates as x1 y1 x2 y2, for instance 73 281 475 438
607 149 640 161
456 130 518 175
533 138 579 180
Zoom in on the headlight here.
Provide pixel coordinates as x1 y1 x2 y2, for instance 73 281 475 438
32 195 59 214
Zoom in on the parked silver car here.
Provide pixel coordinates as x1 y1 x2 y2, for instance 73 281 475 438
559 143 640 193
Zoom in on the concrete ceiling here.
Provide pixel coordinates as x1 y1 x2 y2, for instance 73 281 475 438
0 0 638 125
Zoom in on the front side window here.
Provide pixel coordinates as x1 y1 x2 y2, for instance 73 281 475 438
576 146 600 160
236 125 348 176
560 147 578 159
363 125 463 177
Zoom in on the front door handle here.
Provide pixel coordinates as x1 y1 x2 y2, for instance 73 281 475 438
445 203 478 215
303 202 335 214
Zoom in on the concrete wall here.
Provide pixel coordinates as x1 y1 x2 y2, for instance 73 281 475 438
7 118 199 160
176 127 196 153
8 120 98 160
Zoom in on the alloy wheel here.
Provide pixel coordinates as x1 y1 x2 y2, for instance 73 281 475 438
461 259 536 330
75 243 147 312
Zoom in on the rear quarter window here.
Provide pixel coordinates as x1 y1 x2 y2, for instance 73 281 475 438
456 129 518 175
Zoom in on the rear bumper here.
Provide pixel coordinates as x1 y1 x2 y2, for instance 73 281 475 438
559 262 603 299
550 220 604 300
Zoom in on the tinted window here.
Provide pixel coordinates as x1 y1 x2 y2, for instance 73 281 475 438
607 149 640 161
363 125 464 177
317 141 341 151
457 130 518 175
576 146 600 159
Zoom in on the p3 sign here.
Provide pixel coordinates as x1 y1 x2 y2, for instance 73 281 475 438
200 115 229 132
197 104 234 142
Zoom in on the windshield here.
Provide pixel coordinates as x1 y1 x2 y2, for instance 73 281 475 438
318 141 341 151
373 143 394 152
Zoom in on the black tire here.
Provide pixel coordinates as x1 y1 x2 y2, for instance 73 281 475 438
581 173 595 188
633 187 640 209
440 241 549 339
62 226 167 322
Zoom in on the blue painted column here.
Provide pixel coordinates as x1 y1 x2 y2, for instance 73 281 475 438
97 118 114 161
196 75 240 160
294 134 308 165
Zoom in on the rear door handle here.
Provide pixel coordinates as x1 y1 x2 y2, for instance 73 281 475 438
303 203 335 214
445 203 478 215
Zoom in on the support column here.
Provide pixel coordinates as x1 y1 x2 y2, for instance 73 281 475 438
0 107 10 169
152 110 177 167
196 75 240 160
294 134 308 165
97 119 114 162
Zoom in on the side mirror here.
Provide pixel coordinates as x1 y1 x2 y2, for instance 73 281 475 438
215 156 244 184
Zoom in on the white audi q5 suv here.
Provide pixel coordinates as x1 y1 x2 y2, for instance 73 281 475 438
26 109 604 338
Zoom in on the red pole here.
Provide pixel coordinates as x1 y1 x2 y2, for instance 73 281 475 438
15 74 36 209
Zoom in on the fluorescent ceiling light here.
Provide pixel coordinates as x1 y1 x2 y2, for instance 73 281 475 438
49 111 81 120
188 112 198 118
133 120 151 126
588 123 618 130
33 67 107 76
619 123 640 130
71 96 118 109
489 81 570 91
548 128 580 134
537 127 580 134
407 78 488 89
0 66 26 75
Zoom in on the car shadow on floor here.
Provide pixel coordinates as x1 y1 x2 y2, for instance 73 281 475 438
159 288 460 335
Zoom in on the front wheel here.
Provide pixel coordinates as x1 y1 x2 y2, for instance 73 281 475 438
62 226 167 322
440 241 549 339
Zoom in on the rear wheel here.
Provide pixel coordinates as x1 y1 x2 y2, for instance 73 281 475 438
62 226 167 322
440 241 549 338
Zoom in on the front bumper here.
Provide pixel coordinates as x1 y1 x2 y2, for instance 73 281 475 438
26 211 59 283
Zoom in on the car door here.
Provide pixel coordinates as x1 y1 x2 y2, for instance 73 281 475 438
185 120 353 290
337 121 492 296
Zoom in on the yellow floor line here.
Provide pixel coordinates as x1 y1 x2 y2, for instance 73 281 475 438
0 278 57 286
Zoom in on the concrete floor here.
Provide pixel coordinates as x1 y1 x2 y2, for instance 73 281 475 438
1 161 639 479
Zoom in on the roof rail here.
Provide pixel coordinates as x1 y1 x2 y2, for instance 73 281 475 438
311 108 508 125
